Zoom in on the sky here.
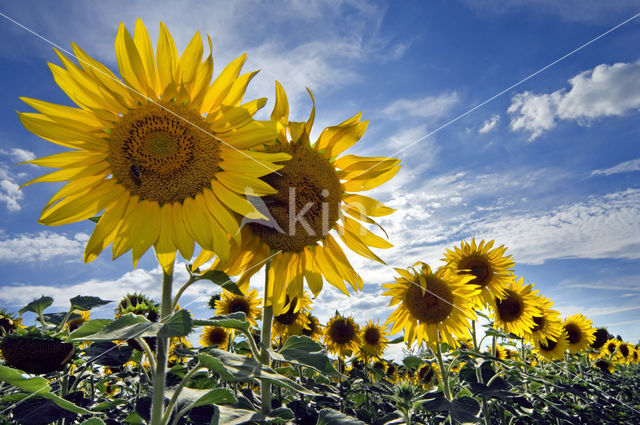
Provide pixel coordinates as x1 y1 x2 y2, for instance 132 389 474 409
0 1 639 354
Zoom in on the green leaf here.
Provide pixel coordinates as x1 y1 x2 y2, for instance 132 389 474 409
163 309 193 337
193 312 250 333
274 336 342 378
316 408 367 425
70 296 112 311
174 388 237 415
388 335 405 344
198 350 317 395
124 412 144 424
93 398 129 411
402 355 422 370
89 216 101 224
43 311 81 325
66 319 113 340
0 365 93 415
19 295 53 315
199 270 244 295
484 328 519 339
450 396 481 423
213 405 262 425
67 314 158 341
80 419 106 425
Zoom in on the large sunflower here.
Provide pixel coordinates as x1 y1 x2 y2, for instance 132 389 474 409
323 314 361 358
491 277 538 338
526 293 562 345
562 314 595 354
357 320 389 360
383 262 479 350
19 19 285 273
534 331 569 361
214 288 262 327
195 82 399 314
443 239 515 307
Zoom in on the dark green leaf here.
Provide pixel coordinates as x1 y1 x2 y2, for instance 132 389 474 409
388 335 405 344
66 319 112 340
193 312 250 333
451 396 481 423
316 408 367 425
80 419 106 425
89 216 101 224
402 355 422 370
92 399 129 411
19 296 53 315
163 309 193 337
70 296 112 311
199 270 244 296
175 387 237 413
43 311 80 325
274 335 341 378
67 314 159 341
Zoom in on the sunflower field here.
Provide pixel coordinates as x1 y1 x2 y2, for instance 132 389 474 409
2 18 640 425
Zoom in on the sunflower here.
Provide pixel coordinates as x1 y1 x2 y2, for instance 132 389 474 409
300 313 323 342
443 238 515 307
415 363 438 389
65 310 91 333
616 341 633 364
357 320 389 360
590 328 609 350
214 288 262 327
0 310 22 335
495 345 508 360
19 19 286 273
491 277 538 338
168 336 193 366
200 326 229 350
562 314 595 354
601 339 619 359
196 82 399 314
323 314 361 358
594 358 615 374
0 333 75 374
272 294 312 340
383 262 479 350
526 293 563 345
534 331 569 361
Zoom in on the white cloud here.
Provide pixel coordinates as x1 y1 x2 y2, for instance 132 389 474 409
0 165 23 212
508 59 640 140
0 231 89 262
591 158 640 176
382 92 459 121
478 114 500 134
0 148 36 163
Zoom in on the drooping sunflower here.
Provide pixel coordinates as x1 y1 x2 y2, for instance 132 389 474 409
0 310 22 335
196 82 399 314
168 336 193 366
594 358 615 374
323 314 361 358
18 19 286 273
300 313 323 342
526 293 563 345
65 310 91 333
491 277 538 338
590 328 609 350
214 288 262 327
443 238 515 307
272 294 312 340
200 326 229 350
357 320 389 360
415 363 438 389
562 314 595 354
383 262 479 350
534 331 569 361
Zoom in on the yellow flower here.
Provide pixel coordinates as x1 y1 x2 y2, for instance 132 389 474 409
300 313 323 342
214 288 262 327
601 339 619 359
357 320 389 360
196 82 399 314
562 314 595 354
18 19 284 273
323 314 361 358
200 326 229 350
495 345 508 360
526 293 563 345
443 238 515 307
616 341 633 364
491 277 538 338
272 294 312 340
383 262 478 350
594 358 614 374
65 310 91 333
590 328 609 350
534 331 569 361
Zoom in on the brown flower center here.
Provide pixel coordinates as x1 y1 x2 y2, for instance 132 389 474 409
404 277 454 324
205 328 227 345
619 343 629 357
564 323 582 344
496 290 523 323
228 299 250 315
275 298 301 326
364 327 381 345
539 339 557 352
328 318 356 344
249 142 342 252
109 101 221 204
458 255 492 287
532 315 545 332
591 328 608 349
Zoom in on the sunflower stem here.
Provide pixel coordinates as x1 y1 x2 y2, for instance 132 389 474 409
138 337 157 372
171 274 197 310
150 262 174 425
160 364 204 425
260 259 273 414
435 341 455 425
472 320 490 425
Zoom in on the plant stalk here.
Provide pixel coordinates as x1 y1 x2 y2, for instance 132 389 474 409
260 260 273 414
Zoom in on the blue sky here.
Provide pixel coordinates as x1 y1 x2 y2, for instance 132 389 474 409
0 1 639 350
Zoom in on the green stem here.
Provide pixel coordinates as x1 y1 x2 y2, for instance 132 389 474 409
150 263 174 425
138 337 157 372
160 364 204 425
435 340 455 425
471 320 490 425
56 308 74 333
260 260 273 414
171 274 197 310
241 328 262 361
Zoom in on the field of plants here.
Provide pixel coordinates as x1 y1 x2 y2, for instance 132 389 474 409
1 16 639 425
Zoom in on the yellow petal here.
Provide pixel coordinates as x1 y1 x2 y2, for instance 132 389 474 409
156 22 179 98
24 151 108 169
191 35 214 106
202 188 241 243
342 194 395 217
179 31 203 92
133 18 159 95
207 99 267 132
43 174 107 211
342 165 401 192
84 193 133 263
21 162 110 188
155 205 177 274
270 80 289 126
171 204 195 260
336 224 385 264
20 97 105 130
192 249 215 271
314 113 363 153
130 201 161 268
216 171 277 196
115 22 150 97
199 53 246 114
210 180 266 219
196 194 230 262
182 194 214 250
314 245 349 295
342 216 393 249
48 63 116 118
18 113 107 151
217 119 277 149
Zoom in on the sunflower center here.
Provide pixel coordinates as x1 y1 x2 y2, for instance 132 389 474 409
404 277 454 324
109 101 221 204
329 319 356 344
539 339 557 352
249 143 342 252
532 315 545 332
458 255 492 287
495 290 524 323
564 323 582 344
619 344 629 357
228 299 250 315
364 327 381 345
206 328 227 345
607 343 616 353
591 328 608 349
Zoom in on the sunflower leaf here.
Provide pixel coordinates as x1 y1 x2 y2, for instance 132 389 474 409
193 312 250 333
162 309 193 337
197 270 244 296
67 314 159 341
19 295 53 315
69 295 113 311
273 336 342 378
316 408 367 425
